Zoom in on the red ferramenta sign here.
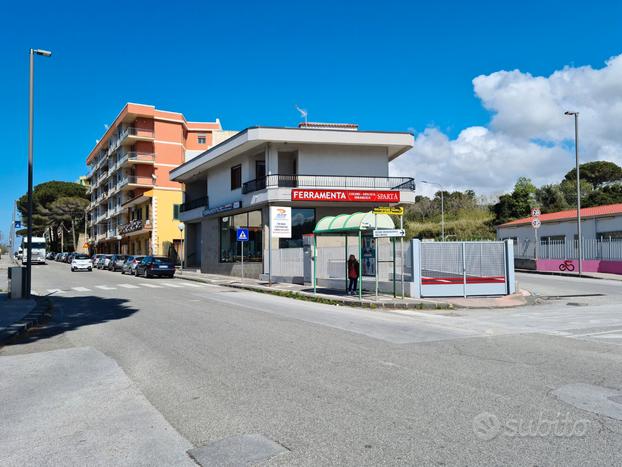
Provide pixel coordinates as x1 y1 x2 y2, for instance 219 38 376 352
291 189 400 203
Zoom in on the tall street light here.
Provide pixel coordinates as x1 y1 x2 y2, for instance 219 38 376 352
26 48 52 297
420 180 445 241
564 111 582 276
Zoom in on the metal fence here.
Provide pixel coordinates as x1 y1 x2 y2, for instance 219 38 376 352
417 241 510 297
514 238 622 260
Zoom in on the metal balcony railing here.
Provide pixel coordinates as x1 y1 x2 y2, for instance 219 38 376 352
118 218 152 235
127 175 153 186
127 152 155 162
180 196 209 212
241 174 416 194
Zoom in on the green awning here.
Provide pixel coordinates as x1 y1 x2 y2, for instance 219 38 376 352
314 211 395 234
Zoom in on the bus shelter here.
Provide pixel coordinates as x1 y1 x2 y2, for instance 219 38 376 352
312 211 403 299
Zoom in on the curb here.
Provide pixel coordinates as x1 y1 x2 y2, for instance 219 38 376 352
175 274 453 310
0 297 53 347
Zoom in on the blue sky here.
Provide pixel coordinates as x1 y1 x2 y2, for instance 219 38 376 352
2 0 622 238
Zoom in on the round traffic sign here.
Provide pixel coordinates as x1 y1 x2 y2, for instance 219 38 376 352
531 208 541 217
531 218 541 229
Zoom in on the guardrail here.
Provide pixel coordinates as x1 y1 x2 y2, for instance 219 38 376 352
242 174 416 194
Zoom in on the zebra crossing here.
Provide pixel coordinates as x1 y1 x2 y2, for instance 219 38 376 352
43 280 211 295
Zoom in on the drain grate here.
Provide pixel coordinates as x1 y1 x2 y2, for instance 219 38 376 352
187 434 289 466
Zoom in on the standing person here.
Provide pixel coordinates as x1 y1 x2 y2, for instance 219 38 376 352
347 254 359 295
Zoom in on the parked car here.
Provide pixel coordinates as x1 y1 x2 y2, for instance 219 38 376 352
108 254 128 271
91 254 102 266
121 256 145 275
135 256 175 278
71 253 93 272
60 252 70 263
54 253 63 261
66 253 77 263
96 255 112 269
46 252 56 260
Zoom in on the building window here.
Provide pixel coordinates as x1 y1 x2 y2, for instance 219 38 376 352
197 134 206 145
173 204 180 220
279 208 315 248
219 210 263 263
230 164 242 190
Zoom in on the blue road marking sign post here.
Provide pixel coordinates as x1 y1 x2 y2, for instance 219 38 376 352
236 228 249 279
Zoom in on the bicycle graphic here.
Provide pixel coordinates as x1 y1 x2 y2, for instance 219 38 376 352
559 260 575 272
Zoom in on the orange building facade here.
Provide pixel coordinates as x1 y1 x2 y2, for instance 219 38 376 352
85 103 221 257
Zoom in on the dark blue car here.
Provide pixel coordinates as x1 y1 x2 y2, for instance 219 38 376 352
135 256 175 278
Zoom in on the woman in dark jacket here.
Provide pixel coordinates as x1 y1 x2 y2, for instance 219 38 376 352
347 255 359 295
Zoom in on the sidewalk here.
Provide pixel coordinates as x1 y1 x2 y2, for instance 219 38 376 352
0 347 195 466
176 269 529 310
517 268 622 282
0 255 42 345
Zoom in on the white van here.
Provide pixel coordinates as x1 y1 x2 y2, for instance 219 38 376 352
21 237 47 264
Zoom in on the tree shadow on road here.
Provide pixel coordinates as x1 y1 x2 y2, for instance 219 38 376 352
5 294 138 346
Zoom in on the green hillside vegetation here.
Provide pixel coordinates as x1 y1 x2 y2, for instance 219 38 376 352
404 190 495 240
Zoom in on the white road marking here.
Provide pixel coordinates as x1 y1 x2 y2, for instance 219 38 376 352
178 282 201 287
72 287 91 292
95 285 116 290
139 283 162 288
161 282 183 288
47 289 65 294
117 284 140 289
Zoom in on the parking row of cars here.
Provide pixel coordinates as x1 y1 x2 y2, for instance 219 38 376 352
77 254 176 278
47 251 176 278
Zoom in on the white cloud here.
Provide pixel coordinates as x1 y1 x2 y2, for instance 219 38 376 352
391 53 622 196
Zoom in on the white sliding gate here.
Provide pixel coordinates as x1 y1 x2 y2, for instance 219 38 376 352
410 239 515 298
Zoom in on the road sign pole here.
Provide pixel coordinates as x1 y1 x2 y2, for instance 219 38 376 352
375 213 378 299
400 214 404 299
241 240 244 280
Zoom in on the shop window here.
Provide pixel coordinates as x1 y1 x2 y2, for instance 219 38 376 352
279 208 315 248
231 165 242 190
219 210 263 262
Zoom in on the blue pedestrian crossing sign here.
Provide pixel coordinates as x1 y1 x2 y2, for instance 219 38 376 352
14 220 21 229
236 227 249 242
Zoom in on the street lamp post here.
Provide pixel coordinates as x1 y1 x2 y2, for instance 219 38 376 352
178 222 185 275
26 48 52 297
564 111 582 276
420 180 445 241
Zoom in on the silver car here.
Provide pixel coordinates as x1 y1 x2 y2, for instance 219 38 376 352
121 255 145 275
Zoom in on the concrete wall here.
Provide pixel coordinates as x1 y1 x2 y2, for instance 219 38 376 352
297 144 388 177
152 189 183 256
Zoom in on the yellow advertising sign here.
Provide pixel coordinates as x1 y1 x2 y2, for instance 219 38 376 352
373 206 404 216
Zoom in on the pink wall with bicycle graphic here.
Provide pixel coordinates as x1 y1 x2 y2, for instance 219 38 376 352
536 259 622 274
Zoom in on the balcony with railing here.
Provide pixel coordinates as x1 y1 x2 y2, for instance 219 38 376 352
180 196 209 213
241 174 416 194
120 126 155 145
126 151 155 164
118 218 153 235
117 175 154 188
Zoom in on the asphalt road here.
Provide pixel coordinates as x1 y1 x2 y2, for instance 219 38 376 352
2 262 622 465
